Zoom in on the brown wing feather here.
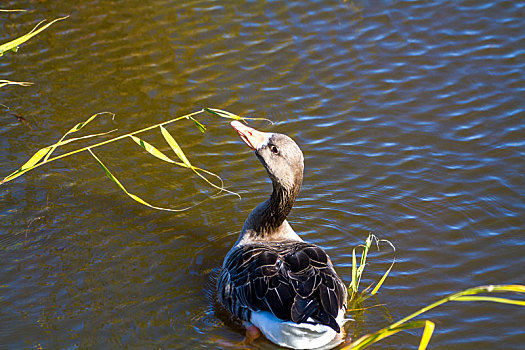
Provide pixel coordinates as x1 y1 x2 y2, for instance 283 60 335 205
217 241 347 332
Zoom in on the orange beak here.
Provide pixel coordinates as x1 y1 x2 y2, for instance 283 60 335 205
230 121 269 150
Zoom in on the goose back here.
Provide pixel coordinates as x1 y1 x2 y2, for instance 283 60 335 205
217 241 347 332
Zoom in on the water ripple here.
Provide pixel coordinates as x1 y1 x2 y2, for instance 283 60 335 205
0 0 524 348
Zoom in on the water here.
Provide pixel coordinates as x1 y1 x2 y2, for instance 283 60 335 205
1 0 524 348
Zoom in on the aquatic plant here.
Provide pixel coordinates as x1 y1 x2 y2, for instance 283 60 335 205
0 12 68 57
349 234 395 300
1 10 68 125
344 235 524 349
1 108 268 211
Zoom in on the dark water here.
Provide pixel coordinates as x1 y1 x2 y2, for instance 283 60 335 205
1 0 524 348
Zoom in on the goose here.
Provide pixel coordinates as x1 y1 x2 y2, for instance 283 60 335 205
217 121 348 349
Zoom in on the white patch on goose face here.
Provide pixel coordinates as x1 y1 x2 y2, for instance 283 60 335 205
256 133 273 151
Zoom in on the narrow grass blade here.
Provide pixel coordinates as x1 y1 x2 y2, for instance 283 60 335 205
350 235 372 297
52 129 118 148
88 149 201 212
204 108 244 120
204 107 273 124
357 236 372 289
0 9 27 12
130 135 185 166
371 257 395 296
192 167 241 199
418 320 435 350
0 16 68 56
371 239 396 295
0 80 33 88
188 116 206 133
19 147 51 169
160 125 191 168
453 296 525 306
390 284 525 329
43 112 115 162
344 320 430 350
131 135 240 199
89 149 130 196
351 246 357 294
1 146 52 184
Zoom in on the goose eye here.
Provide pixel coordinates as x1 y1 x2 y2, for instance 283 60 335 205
270 145 279 155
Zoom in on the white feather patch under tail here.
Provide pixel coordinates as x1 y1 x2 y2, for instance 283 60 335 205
250 310 348 350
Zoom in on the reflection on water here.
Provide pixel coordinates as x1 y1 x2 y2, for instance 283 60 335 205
1 0 524 348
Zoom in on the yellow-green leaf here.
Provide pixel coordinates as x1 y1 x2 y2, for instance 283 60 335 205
454 296 525 306
160 125 191 167
189 116 206 133
351 246 358 294
204 107 274 124
88 148 195 212
344 320 431 350
0 80 33 88
21 146 52 170
129 135 186 167
418 320 435 350
1 146 52 184
371 257 395 296
43 112 114 162
204 108 243 120
371 239 396 295
0 16 68 56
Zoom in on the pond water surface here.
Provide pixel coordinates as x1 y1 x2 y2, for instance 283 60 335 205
1 0 524 349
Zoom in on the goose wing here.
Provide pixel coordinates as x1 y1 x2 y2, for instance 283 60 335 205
218 241 347 332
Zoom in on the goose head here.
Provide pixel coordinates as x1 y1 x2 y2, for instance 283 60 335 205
231 121 304 239
231 121 304 192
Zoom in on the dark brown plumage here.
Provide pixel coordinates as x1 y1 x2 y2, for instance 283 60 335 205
218 241 346 332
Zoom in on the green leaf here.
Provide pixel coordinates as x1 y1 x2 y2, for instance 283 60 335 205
129 134 240 199
0 16 69 56
204 107 274 124
453 296 525 306
129 135 186 167
1 146 51 184
43 112 115 163
351 246 358 294
159 125 239 197
204 108 243 120
371 239 396 295
418 320 435 350
20 146 52 170
347 284 525 349
344 320 433 350
371 258 395 296
160 125 191 168
189 116 206 133
88 148 196 212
